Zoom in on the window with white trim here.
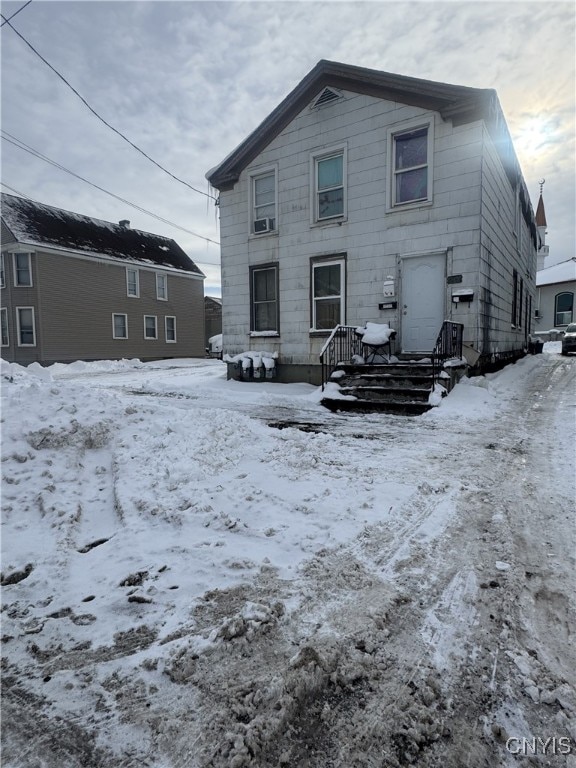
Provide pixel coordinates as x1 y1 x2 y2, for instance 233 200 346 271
1 307 8 346
156 273 167 300
311 257 345 330
165 316 176 342
0 254 5 288
251 169 276 234
313 149 346 222
112 313 128 339
390 124 431 206
555 292 574 326
126 268 139 297
250 264 279 332
13 252 32 286
16 306 35 346
144 315 158 339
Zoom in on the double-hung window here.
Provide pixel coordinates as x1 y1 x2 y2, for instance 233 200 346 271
112 313 128 339
144 315 158 339
165 316 176 342
251 169 276 234
1 307 8 346
156 273 167 300
390 124 431 206
126 268 139 297
555 292 574 326
16 307 35 346
13 252 32 286
313 149 345 222
0 254 5 288
250 264 279 333
311 257 345 331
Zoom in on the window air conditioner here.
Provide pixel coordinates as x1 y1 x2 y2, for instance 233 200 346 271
254 218 273 234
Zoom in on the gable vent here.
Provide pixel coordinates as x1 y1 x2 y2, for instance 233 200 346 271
312 87 342 109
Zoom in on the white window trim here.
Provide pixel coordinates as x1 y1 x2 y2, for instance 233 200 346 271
1 307 8 346
144 314 158 339
112 313 128 339
0 253 5 288
311 258 346 331
165 315 177 343
16 306 36 347
387 116 434 211
156 273 168 301
310 144 347 225
248 165 278 237
13 252 33 287
126 267 140 298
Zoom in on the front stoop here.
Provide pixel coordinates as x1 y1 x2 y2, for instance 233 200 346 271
320 361 437 415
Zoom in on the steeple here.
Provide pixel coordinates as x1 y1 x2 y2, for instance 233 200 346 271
536 179 549 272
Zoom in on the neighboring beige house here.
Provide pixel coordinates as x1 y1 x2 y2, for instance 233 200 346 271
1 193 205 365
535 258 576 332
207 60 538 385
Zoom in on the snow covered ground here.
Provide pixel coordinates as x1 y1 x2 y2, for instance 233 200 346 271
1 346 575 767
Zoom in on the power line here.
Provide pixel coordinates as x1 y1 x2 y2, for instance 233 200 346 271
0 0 32 27
0 181 34 200
1 131 221 259
1 12 217 201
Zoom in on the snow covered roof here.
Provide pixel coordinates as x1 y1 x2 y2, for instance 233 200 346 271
0 193 204 276
536 257 576 286
206 59 509 191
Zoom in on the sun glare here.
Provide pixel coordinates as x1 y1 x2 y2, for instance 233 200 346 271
513 116 556 156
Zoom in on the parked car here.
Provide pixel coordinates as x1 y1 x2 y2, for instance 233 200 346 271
561 324 576 355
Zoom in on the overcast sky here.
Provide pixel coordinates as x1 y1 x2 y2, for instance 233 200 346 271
1 0 574 295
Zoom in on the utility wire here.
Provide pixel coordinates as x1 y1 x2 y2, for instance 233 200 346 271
0 0 32 27
2 131 221 258
0 181 35 200
1 13 217 201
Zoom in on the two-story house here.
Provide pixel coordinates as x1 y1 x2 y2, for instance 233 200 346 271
207 60 538 386
1 193 205 365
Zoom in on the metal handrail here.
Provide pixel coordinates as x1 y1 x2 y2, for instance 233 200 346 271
319 324 364 390
431 320 464 384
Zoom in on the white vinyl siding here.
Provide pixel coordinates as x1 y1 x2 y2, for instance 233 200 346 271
144 315 158 339
165 316 176 342
126 268 139 297
112 313 128 339
13 252 32 287
16 306 35 346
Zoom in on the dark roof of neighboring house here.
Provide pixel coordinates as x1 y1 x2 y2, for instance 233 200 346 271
206 59 504 191
1 193 204 276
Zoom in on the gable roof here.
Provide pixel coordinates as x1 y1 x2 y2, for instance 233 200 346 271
536 257 576 286
0 193 204 276
206 59 503 191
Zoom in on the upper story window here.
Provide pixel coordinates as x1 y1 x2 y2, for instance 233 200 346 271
126 268 139 297
0 254 5 288
13 252 32 287
390 122 432 207
156 273 167 300
16 306 36 346
313 148 346 222
555 292 574 326
311 257 346 331
250 264 279 332
251 169 276 234
144 315 158 339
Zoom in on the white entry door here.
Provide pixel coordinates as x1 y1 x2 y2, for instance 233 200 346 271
401 253 446 353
